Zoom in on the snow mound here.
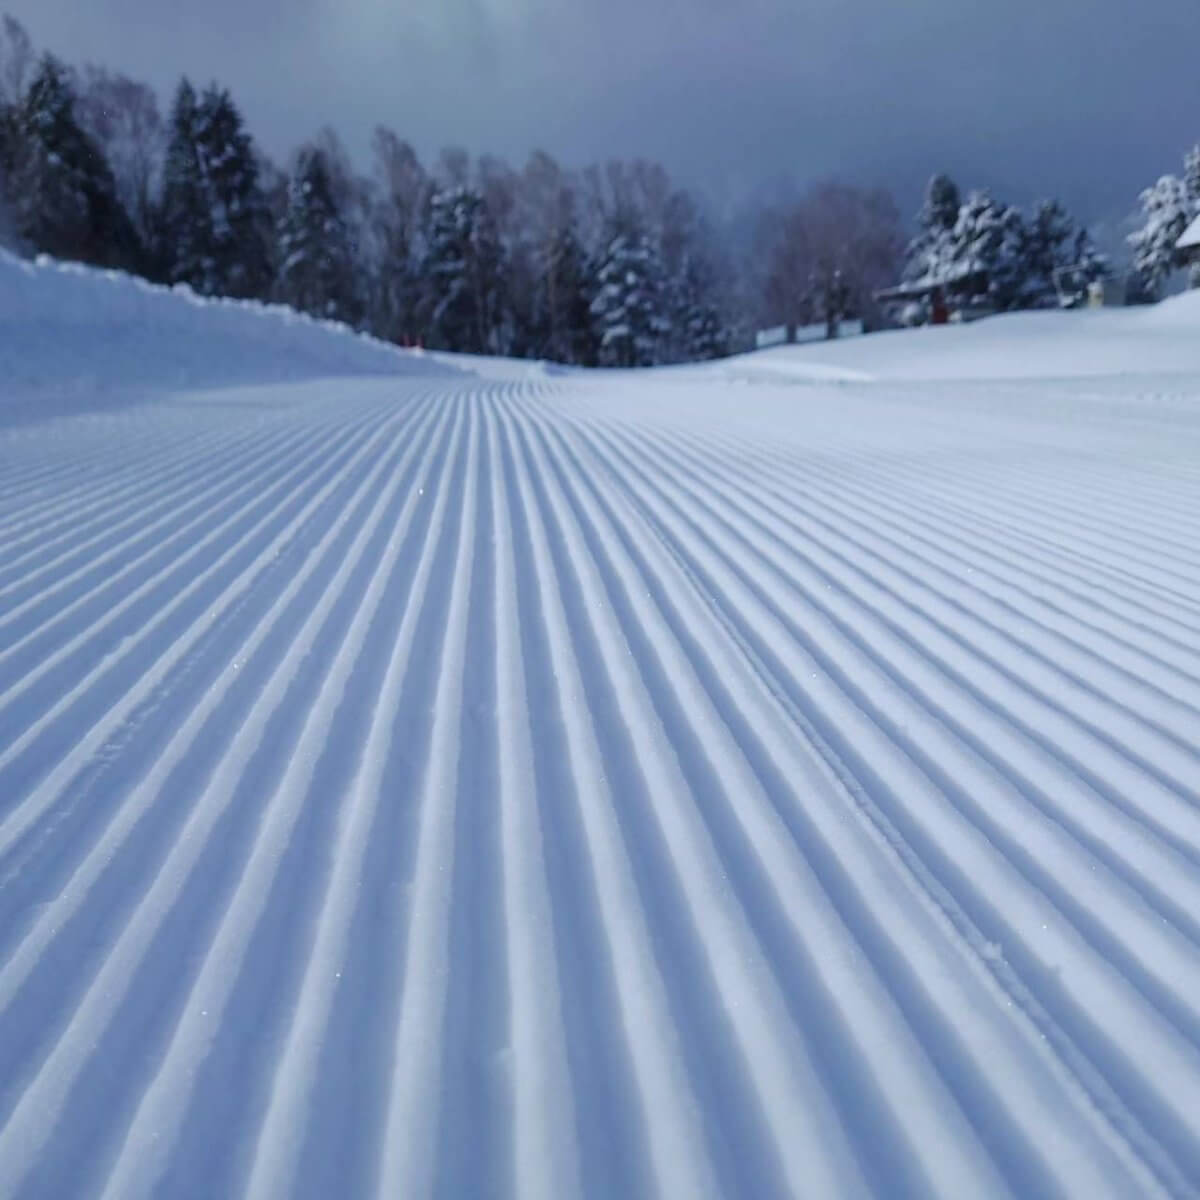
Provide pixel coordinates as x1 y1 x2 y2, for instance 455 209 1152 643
0 250 458 406
715 296 1200 384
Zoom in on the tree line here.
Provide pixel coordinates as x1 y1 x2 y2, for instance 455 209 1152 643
0 15 743 365
5 12 1170 359
898 148 1200 317
890 174 1109 319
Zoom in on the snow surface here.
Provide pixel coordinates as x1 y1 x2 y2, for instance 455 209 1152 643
2 259 1200 1199
715 293 1200 383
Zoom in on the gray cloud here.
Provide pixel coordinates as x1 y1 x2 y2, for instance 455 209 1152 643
6 0 1199 222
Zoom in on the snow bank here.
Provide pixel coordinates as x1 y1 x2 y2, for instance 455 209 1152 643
716 294 1200 384
0 250 457 405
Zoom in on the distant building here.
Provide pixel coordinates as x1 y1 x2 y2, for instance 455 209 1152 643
874 269 992 325
1176 214 1200 278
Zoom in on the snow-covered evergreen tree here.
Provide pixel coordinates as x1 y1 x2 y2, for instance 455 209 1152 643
159 79 271 297
1070 227 1110 298
675 255 728 360
903 173 961 284
193 86 272 297
420 184 503 353
943 190 1030 311
1128 174 1191 297
159 79 207 284
922 173 961 233
651 192 735 361
589 230 670 367
901 175 1105 315
8 54 139 268
275 145 359 323
1021 199 1079 307
1021 201 1110 307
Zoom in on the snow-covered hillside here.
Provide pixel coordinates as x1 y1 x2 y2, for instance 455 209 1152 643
718 294 1200 383
2 259 1200 1199
0 250 457 420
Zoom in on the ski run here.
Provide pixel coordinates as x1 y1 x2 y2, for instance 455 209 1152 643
3 258 1200 1199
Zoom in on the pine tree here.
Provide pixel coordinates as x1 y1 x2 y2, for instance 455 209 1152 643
922 173 961 233
159 80 272 297
946 191 1030 311
904 173 961 284
589 230 669 367
904 176 1103 313
420 185 503 353
680 281 727 360
1071 227 1110 296
672 253 728 361
1128 174 1190 298
1021 199 1077 307
8 54 139 268
159 79 207 284
275 145 359 323
1017 200 1110 307
193 86 272 297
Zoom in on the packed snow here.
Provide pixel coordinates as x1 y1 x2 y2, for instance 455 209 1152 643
713 289 1200 383
2 258 1200 1200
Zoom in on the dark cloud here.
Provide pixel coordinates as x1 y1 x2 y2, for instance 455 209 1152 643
6 0 1199 221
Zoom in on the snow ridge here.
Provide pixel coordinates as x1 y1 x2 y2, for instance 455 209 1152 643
0 249 458 413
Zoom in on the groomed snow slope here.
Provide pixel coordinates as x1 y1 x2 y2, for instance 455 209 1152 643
2 266 1200 1199
717 292 1200 383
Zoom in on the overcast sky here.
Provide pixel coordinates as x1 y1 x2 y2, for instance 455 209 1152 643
6 0 1199 225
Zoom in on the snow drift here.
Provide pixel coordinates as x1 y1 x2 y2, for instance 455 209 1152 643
0 250 457 410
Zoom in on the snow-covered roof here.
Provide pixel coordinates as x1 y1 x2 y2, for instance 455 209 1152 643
1177 213 1200 249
